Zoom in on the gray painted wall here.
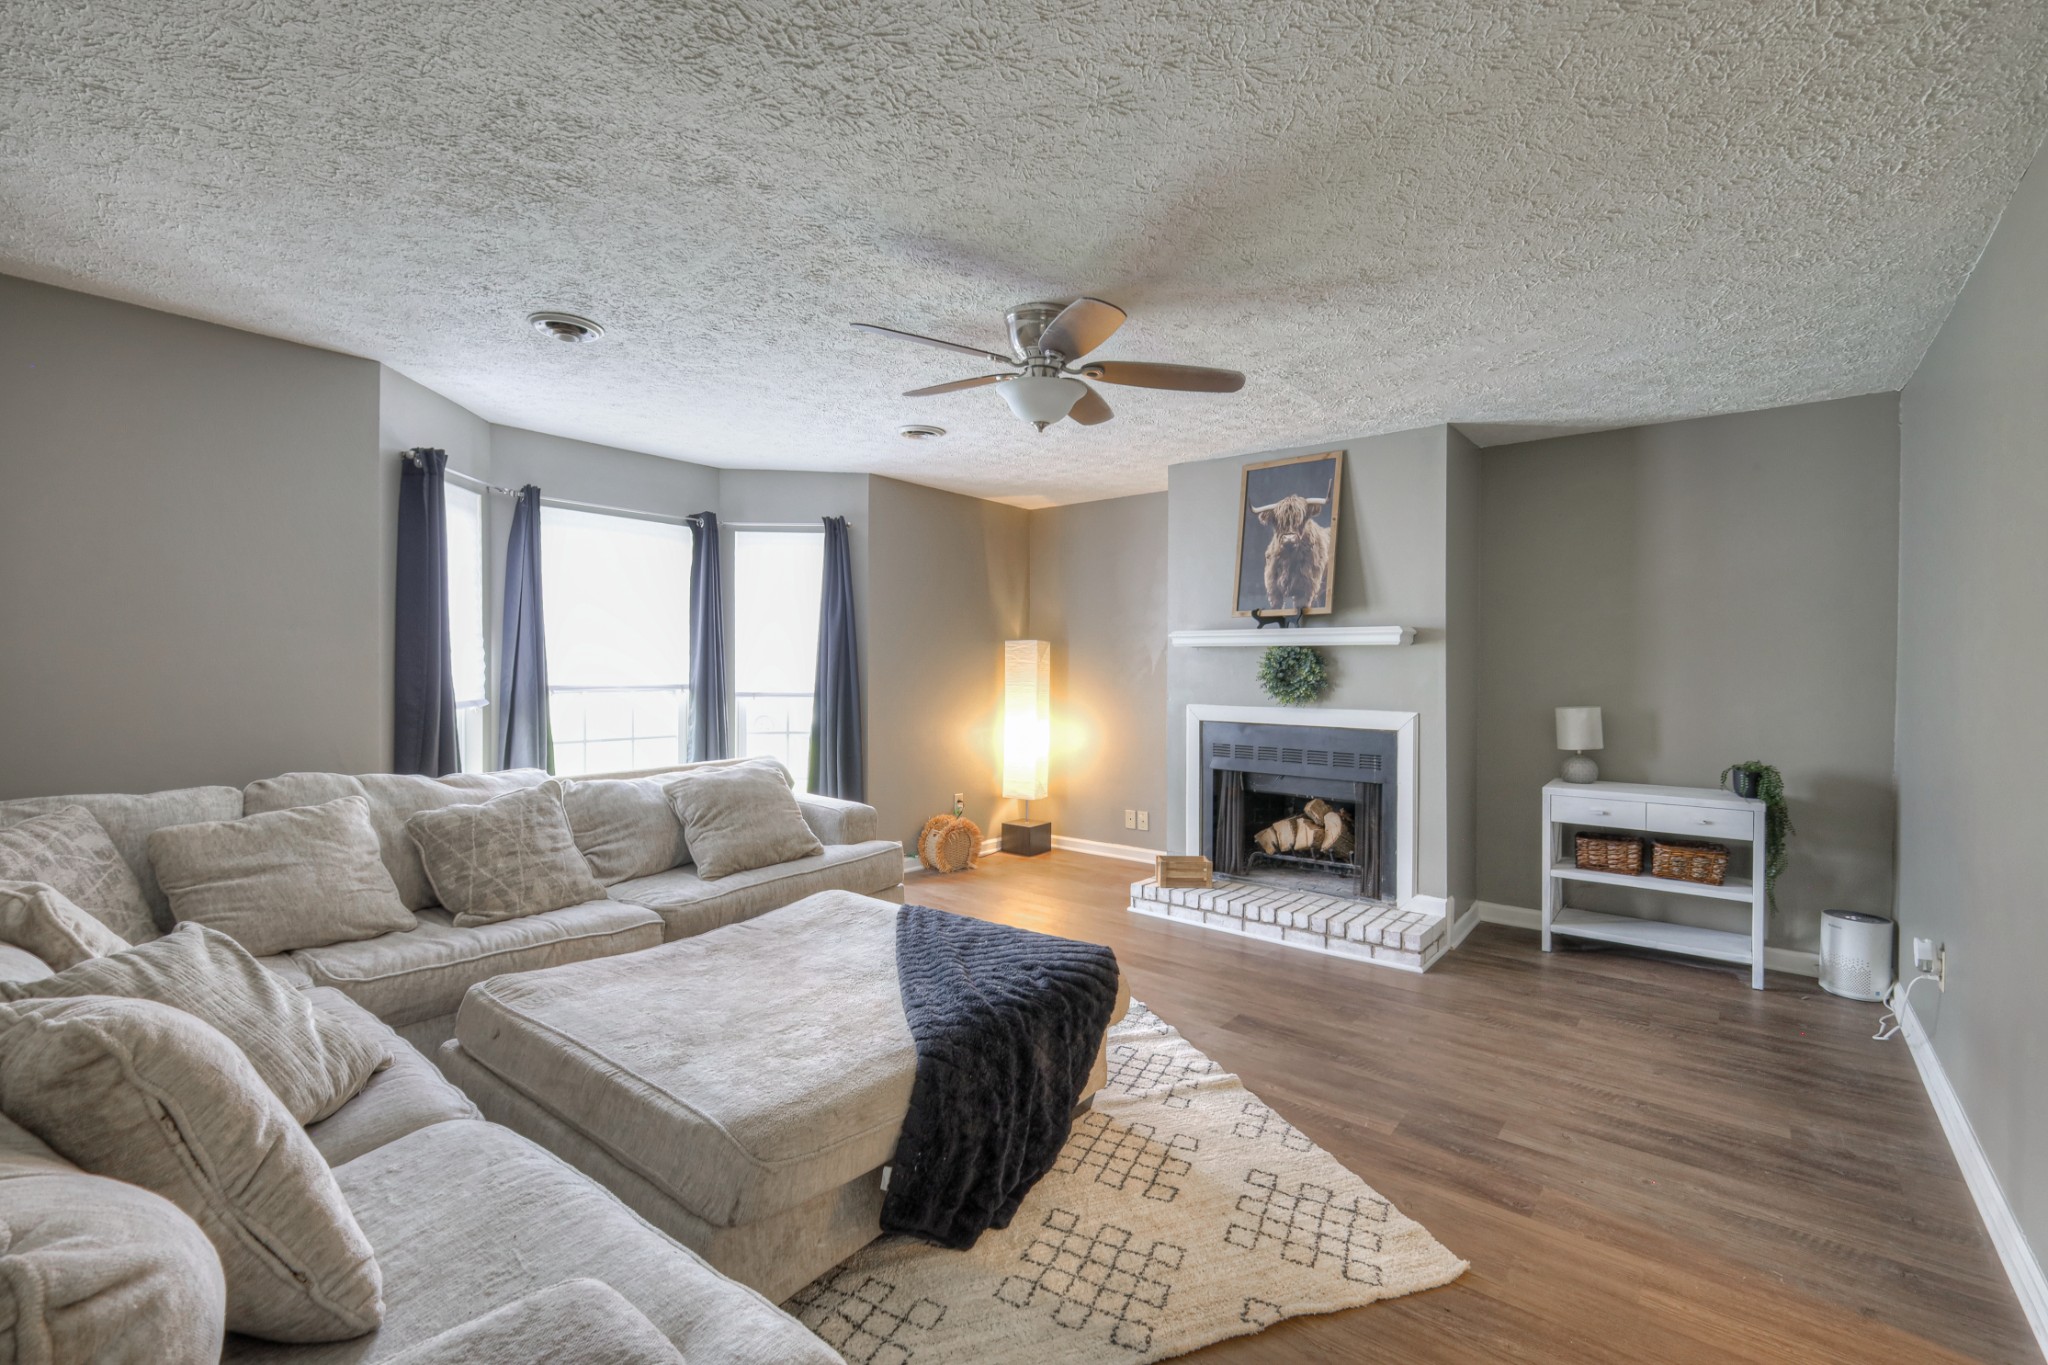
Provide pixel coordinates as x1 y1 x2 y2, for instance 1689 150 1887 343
1026 493 1170 851
1896 152 2048 1260
1166 426 1457 899
865 476 1030 850
1474 395 1902 952
0 275 385 797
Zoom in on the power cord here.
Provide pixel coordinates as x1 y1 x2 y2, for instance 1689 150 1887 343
1874 973 1942 1042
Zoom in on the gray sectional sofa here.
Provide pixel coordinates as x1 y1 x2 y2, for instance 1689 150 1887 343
0 759 903 1363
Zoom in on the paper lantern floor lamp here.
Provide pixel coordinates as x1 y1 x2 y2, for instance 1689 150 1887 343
1001 640 1052 855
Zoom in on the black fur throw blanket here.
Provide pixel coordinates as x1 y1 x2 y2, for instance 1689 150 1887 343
881 903 1121 1249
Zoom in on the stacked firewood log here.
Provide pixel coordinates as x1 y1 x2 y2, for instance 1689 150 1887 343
1251 799 1354 859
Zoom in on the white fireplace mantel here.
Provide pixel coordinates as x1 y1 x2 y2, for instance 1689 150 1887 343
1169 626 1415 648
1183 704 1420 909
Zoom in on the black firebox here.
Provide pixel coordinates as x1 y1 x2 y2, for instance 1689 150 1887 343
1199 720 1398 901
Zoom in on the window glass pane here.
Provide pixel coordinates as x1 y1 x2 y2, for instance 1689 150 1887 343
734 532 823 695
734 531 823 790
540 507 691 689
445 484 488 709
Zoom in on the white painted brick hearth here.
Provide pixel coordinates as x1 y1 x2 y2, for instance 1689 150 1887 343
1127 876 1447 972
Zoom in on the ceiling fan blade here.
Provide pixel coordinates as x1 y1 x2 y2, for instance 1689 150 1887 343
852 322 1015 366
903 374 1011 397
1039 297 1127 361
1077 360 1246 393
1067 382 1113 426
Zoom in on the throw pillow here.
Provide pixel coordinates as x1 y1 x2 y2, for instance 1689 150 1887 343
0 879 131 970
405 779 608 926
0 1111 227 1365
0 805 159 946
562 776 693 885
147 795 416 956
0 922 389 1124
663 762 823 879
0 996 385 1342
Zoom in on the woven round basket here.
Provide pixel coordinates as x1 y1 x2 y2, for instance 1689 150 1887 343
917 814 983 873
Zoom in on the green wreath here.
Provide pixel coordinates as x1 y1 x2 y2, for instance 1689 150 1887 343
1258 645 1328 706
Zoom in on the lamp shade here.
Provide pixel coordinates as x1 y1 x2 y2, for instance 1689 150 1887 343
1002 639 1051 801
997 375 1085 429
1555 706 1603 751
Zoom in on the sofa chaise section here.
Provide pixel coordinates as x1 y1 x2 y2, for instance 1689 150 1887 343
608 839 906 941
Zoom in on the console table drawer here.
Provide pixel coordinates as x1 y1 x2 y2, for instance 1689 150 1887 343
1552 794 1647 828
1647 803 1755 842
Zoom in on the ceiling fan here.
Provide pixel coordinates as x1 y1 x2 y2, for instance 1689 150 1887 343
852 298 1245 431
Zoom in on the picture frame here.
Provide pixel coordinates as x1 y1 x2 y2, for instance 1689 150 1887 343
1232 450 1343 617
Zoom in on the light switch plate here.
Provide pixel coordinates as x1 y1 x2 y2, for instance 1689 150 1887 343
1137 810 1150 831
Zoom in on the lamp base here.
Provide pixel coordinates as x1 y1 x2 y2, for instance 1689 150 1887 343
1561 754 1600 784
1001 820 1052 856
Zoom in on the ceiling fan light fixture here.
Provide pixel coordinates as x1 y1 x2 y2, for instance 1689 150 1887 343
898 424 946 439
998 375 1085 431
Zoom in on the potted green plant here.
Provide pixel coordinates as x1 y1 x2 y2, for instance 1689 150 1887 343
1721 761 1793 905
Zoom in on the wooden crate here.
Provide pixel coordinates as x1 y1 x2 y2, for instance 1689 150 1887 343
1155 855 1213 890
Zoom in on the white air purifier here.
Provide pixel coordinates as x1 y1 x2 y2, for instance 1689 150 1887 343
1818 910 1894 1001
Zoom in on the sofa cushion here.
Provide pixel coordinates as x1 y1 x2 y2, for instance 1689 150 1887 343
301 989 480 1168
0 785 244 933
564 777 692 886
242 771 551 912
608 840 906 941
0 806 159 946
0 943 53 983
0 996 383 1343
147 796 417 956
221 1120 840 1364
380 1280 684 1365
0 879 130 969
405 781 607 927
286 901 662 1027
793 792 880 846
663 763 822 879
456 892 915 1229
0 923 387 1124
0 1110 226 1365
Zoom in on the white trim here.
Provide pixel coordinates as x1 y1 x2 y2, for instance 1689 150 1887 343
1169 626 1415 648
1897 995 2048 1357
1449 899 1483 948
1050 834 1159 863
1474 901 1819 977
1184 704 1419 909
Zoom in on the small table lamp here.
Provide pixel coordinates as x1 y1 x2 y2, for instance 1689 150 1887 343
1555 706 1603 783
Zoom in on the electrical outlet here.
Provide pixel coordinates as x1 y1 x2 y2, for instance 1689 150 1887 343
1137 810 1150 831
1123 809 1136 829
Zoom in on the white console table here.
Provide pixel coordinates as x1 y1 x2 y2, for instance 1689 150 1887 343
1541 779 1770 989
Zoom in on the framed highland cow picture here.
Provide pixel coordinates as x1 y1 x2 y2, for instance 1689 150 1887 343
1233 450 1343 617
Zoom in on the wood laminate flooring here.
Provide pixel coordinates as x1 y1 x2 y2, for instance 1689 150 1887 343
905 850 2037 1364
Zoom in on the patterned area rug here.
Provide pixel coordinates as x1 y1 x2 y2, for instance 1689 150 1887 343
784 1001 1466 1363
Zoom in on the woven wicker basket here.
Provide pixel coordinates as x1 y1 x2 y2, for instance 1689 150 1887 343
1651 839 1730 886
1575 831 1644 876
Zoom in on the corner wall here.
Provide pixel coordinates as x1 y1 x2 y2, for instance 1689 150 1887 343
0 275 385 796
1896 149 2048 1282
1473 395 1902 953
1025 493 1170 852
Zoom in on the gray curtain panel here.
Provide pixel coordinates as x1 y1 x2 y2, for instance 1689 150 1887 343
392 448 459 776
808 515 864 800
688 511 730 761
498 485 553 771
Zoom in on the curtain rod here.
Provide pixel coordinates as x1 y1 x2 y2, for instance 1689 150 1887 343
410 456 851 529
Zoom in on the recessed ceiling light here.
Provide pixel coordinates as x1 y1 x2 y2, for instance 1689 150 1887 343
898 424 946 440
527 311 605 343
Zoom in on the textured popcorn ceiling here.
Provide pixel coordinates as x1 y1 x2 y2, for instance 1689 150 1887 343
4 3 2045 503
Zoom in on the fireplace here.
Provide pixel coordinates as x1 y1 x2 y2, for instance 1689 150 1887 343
1199 719 1398 902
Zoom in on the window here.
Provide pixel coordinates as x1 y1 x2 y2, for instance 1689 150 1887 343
733 529 824 790
445 483 490 772
540 506 692 777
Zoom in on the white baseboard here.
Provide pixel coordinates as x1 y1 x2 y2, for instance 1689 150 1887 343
1050 834 1160 863
1897 995 2048 1358
1471 901 1819 978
